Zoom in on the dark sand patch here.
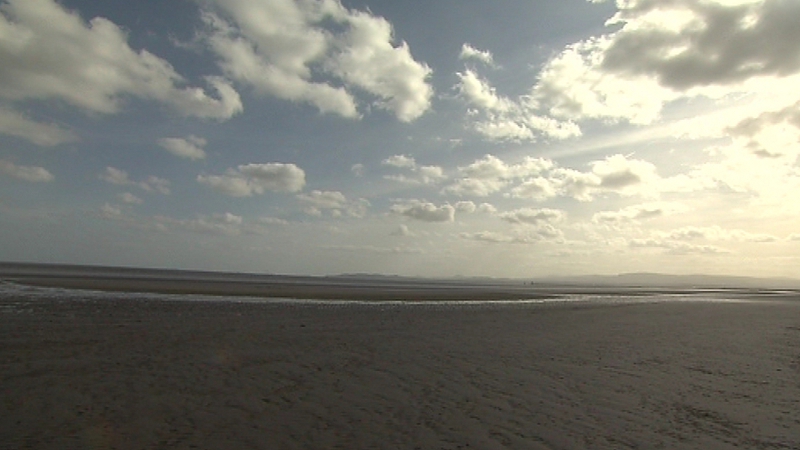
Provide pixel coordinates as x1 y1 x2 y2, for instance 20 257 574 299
1 292 799 449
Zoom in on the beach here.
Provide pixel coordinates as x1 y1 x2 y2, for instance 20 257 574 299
1 282 799 449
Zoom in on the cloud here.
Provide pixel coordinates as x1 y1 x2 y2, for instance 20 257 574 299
592 202 687 226
600 0 800 90
0 159 54 182
499 208 565 226
0 0 241 119
391 224 415 237
628 238 728 255
509 177 558 201
198 162 305 197
550 154 659 201
259 216 289 226
726 101 800 159
100 203 122 219
99 167 170 194
203 0 432 121
157 136 207 160
533 0 800 124
444 154 554 197
351 163 365 177
454 70 581 141
390 200 455 223
459 43 495 67
119 192 143 205
297 190 369 218
382 154 446 185
383 154 417 169
460 226 564 244
454 201 476 213
0 107 77 146
156 212 245 236
443 153 677 201
661 225 778 243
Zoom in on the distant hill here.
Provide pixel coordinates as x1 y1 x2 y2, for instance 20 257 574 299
538 272 800 289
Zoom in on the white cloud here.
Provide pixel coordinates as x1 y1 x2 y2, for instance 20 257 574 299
296 189 368 218
157 136 207 160
661 226 778 243
442 178 505 197
203 0 432 121
455 70 513 112
382 154 417 169
119 192 143 205
454 201 477 213
533 0 800 125
0 107 76 146
454 70 580 142
592 202 687 226
156 212 245 236
391 224 415 237
460 226 564 244
550 154 659 201
390 200 455 223
100 203 122 219
499 207 565 226
459 43 495 67
259 216 289 225
351 163 365 177
99 167 170 194
628 238 728 255
509 177 558 201
461 154 553 180
383 154 445 185
0 159 53 182
0 0 241 119
198 162 306 197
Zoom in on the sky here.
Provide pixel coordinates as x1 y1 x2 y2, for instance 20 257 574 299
2 0 800 278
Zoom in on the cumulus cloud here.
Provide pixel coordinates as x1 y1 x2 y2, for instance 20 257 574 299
460 226 564 244
628 238 728 255
351 163 365 177
203 0 432 121
592 202 687 226
99 167 170 194
391 224 415 237
459 43 495 67
156 212 245 236
100 203 122 219
444 154 553 197
454 70 581 141
383 154 417 169
661 225 778 243
390 200 455 223
0 0 242 119
198 162 305 197
550 154 659 201
297 190 369 218
382 154 446 185
533 0 800 125
0 159 54 182
726 101 800 159
157 136 207 160
0 107 77 146
443 153 662 201
119 192 143 205
499 208 565 226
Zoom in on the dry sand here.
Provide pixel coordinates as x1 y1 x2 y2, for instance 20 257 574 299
1 289 799 449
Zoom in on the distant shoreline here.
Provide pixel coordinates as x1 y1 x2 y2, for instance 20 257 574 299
2 262 797 301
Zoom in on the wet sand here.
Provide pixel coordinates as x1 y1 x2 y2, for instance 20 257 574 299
1 287 799 449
